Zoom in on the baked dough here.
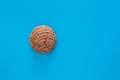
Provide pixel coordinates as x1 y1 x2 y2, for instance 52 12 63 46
30 25 56 54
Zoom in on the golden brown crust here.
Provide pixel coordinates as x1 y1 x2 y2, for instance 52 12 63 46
30 25 56 54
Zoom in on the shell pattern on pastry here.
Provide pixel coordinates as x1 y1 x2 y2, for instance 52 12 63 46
30 25 56 54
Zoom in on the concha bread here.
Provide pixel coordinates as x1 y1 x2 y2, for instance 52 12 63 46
30 25 56 54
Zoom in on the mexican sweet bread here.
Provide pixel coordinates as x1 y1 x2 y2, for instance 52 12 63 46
30 25 56 54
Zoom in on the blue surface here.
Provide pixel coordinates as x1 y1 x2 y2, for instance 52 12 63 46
0 0 120 80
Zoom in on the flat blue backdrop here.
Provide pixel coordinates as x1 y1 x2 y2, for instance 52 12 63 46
0 0 120 80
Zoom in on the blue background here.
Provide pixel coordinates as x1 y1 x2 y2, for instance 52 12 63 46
0 0 120 80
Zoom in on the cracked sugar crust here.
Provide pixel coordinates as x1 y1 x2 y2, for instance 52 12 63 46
30 25 56 53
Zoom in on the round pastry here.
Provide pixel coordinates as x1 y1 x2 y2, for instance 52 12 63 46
30 25 56 54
